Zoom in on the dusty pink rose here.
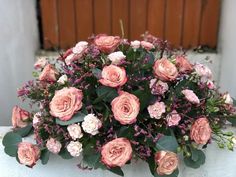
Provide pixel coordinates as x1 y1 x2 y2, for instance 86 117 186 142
155 151 178 175
17 142 40 167
190 117 212 144
175 56 193 73
166 110 181 126
194 63 212 83
153 58 178 81
149 79 169 95
39 64 58 82
94 34 120 53
147 101 166 119
141 41 155 50
12 106 30 128
101 138 132 167
99 65 127 87
49 87 83 121
207 80 215 89
34 57 47 69
182 89 200 104
46 138 62 154
111 91 140 125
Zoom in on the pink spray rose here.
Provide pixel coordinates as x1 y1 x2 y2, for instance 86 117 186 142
49 87 83 121
17 142 40 167
149 79 169 95
141 41 155 50
12 106 30 128
147 101 166 119
39 64 59 82
34 57 47 70
175 56 193 73
107 51 126 65
194 63 212 83
46 138 62 154
99 65 127 88
111 91 140 125
190 117 212 144
153 58 178 81
94 34 120 53
166 110 181 126
182 89 200 104
130 40 141 49
101 138 132 167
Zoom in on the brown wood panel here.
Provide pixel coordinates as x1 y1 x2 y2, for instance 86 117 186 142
130 0 147 40
40 0 59 49
147 0 165 39
111 0 129 38
165 0 184 47
75 0 93 41
94 0 111 35
58 0 76 49
200 0 221 48
182 0 202 48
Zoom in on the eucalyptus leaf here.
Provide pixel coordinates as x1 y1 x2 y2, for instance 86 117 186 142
59 148 73 159
156 135 178 152
2 132 22 147
14 124 33 137
184 149 205 169
56 112 85 126
40 149 50 165
4 145 18 157
94 86 118 103
132 89 152 111
91 68 102 79
83 153 101 167
108 166 124 177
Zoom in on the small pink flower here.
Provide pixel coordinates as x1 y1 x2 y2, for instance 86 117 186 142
149 79 169 95
182 89 200 104
12 106 30 128
108 51 126 65
194 63 212 82
130 40 141 49
141 41 154 50
207 80 215 89
46 138 62 154
166 110 181 126
34 57 47 70
94 34 120 53
147 101 166 119
175 56 193 73
39 64 58 82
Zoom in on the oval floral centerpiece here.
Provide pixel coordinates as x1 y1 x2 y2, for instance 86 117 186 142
2 33 236 177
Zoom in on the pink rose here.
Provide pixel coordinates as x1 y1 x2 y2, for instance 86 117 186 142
182 89 200 104
155 151 178 175
194 63 212 82
175 56 193 73
94 34 120 53
166 110 181 126
49 87 83 121
130 40 141 49
99 65 127 88
147 101 166 119
190 117 212 144
17 142 40 167
12 106 30 128
39 64 58 82
34 57 47 70
111 91 140 125
153 58 178 81
149 79 169 95
141 41 155 50
46 138 62 154
101 138 132 167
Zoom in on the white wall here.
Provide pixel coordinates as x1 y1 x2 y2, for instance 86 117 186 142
0 0 39 125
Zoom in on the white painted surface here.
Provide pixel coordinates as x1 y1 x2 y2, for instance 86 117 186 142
1 126 236 177
0 0 39 125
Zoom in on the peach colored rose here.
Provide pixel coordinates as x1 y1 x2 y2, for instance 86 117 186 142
111 91 140 125
101 138 132 167
155 151 178 175
12 106 30 128
39 64 59 82
175 56 193 73
99 65 127 87
190 117 212 144
49 87 83 121
94 34 120 53
153 58 178 81
141 41 155 50
34 57 47 70
17 142 40 167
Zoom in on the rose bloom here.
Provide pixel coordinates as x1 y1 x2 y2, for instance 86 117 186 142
99 65 127 87
111 91 140 125
153 58 178 81
207 80 215 90
190 117 212 144
67 141 83 157
57 74 68 84
175 56 193 73
130 40 141 49
166 110 181 126
81 114 102 135
149 78 169 95
39 64 59 82
155 151 178 175
140 41 155 50
194 63 212 82
147 101 166 119
12 106 30 128
17 142 40 167
108 51 126 65
101 138 132 167
94 34 120 53
49 87 83 121
223 93 233 104
46 138 62 154
34 57 47 70
67 123 83 140
182 89 200 104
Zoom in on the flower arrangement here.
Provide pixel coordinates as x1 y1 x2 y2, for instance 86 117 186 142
2 33 236 177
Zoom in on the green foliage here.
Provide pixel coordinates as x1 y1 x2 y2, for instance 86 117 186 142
2 132 22 157
40 149 50 165
184 148 205 169
13 124 33 137
56 112 85 126
94 86 118 104
156 134 178 152
132 89 152 111
108 167 124 177
91 68 102 79
59 148 73 159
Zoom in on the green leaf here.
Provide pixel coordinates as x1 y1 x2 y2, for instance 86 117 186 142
117 126 133 139
13 124 33 137
108 167 124 177
227 115 236 126
132 89 152 111
56 112 85 126
156 135 178 152
2 132 22 147
91 68 102 79
94 86 118 103
40 149 50 165
59 148 73 159
83 153 101 168
184 149 205 169
4 145 18 157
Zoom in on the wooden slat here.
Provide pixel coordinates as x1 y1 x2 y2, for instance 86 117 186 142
147 0 165 39
58 0 76 49
200 0 221 48
165 0 184 47
94 0 111 35
40 0 59 49
130 0 147 40
111 0 129 38
182 0 202 48
75 0 93 41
